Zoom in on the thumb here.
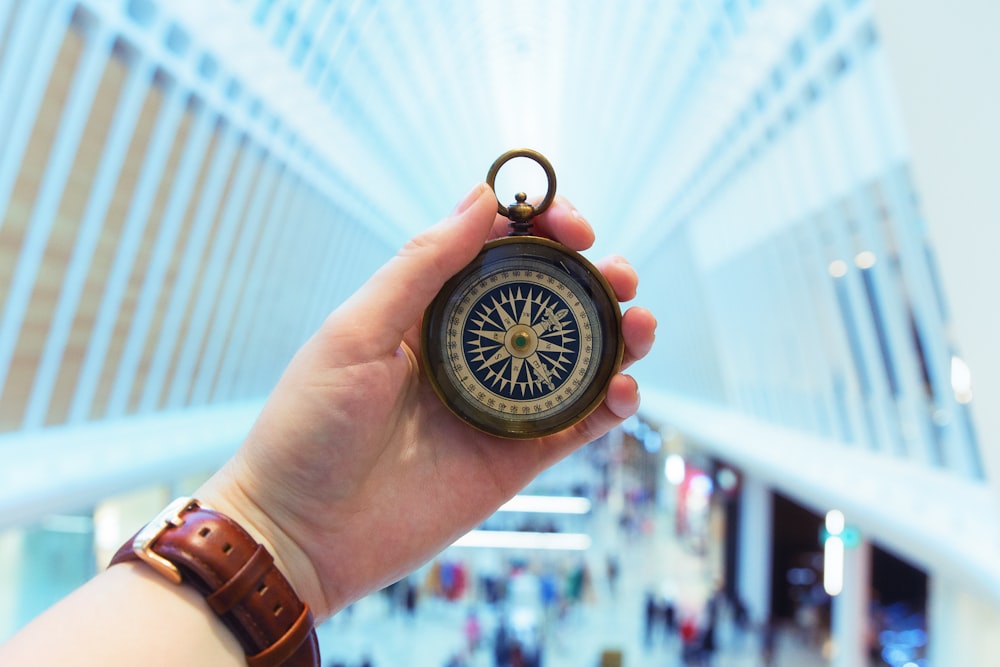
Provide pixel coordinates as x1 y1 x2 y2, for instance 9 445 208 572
331 183 496 355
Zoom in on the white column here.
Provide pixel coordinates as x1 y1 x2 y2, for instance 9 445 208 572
928 572 1000 665
872 0 1000 486
737 475 772 627
831 538 871 667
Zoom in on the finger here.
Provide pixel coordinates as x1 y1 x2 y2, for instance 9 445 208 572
489 195 595 251
329 183 496 356
594 255 639 303
621 306 657 371
603 373 642 420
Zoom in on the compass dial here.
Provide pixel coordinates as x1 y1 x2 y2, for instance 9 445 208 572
422 236 623 438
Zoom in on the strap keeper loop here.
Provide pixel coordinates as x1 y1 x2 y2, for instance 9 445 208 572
246 604 315 667
207 544 274 615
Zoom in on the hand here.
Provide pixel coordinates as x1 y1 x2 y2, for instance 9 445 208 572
198 183 657 619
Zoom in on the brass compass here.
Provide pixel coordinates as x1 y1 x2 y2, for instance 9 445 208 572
422 149 623 438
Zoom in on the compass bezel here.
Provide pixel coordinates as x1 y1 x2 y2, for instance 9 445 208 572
422 236 623 439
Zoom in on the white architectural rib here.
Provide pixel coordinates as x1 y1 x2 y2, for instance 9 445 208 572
0 21 111 397
24 55 154 429
0 0 70 233
165 135 264 410
69 79 188 423
139 122 241 413
106 102 218 418
190 155 283 406
212 165 301 402
244 182 319 393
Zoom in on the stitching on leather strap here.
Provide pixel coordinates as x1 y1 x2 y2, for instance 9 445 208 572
206 544 274 615
246 603 315 667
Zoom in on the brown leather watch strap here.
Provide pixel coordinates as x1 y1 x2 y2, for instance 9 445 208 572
110 498 320 667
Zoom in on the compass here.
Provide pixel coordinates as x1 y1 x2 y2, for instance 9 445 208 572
422 149 623 438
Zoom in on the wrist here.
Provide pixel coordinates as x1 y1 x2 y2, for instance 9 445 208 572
196 465 330 620
109 492 321 666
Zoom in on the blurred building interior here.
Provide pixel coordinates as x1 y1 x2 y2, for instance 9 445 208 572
1 0 999 665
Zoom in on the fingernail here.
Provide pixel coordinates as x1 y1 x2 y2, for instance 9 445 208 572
571 207 595 237
612 376 641 419
453 183 487 214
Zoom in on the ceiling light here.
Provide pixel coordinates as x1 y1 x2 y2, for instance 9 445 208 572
451 530 592 551
497 495 592 514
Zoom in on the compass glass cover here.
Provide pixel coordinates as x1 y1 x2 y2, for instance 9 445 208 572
423 237 621 438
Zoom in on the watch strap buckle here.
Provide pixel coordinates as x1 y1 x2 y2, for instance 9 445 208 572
131 496 199 584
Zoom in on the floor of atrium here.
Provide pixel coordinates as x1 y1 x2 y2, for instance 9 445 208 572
315 504 831 667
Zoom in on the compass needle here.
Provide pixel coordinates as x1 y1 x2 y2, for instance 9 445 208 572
470 329 505 342
537 340 573 355
509 357 525 385
492 296 517 330
518 288 534 325
477 346 512 370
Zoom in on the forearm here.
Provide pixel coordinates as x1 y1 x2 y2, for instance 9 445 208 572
0 562 244 666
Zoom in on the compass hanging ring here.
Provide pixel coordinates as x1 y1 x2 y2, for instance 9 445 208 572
486 148 558 232
422 149 623 439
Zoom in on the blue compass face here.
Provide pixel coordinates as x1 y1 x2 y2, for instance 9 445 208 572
442 255 601 423
462 280 582 402
423 236 622 439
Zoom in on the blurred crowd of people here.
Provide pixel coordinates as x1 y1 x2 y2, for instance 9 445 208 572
392 554 598 667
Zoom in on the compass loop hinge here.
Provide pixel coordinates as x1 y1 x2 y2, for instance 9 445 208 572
507 192 535 236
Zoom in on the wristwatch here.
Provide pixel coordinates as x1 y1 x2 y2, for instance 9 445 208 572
109 497 320 667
